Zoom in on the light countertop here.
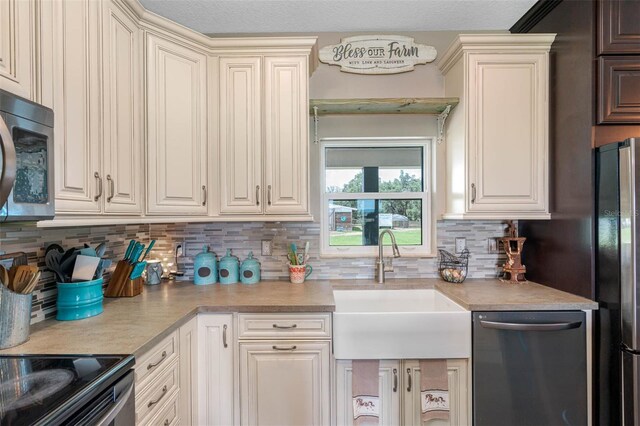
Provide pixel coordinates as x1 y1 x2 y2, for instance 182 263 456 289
0 278 597 357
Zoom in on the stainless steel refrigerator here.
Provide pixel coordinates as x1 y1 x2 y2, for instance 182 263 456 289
596 138 640 425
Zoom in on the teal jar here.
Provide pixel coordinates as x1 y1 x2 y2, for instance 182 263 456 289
56 277 104 321
219 249 239 284
240 252 261 284
194 245 217 285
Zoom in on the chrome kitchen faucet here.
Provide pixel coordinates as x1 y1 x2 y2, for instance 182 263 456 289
376 229 401 284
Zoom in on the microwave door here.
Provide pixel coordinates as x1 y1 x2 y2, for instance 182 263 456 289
0 114 16 211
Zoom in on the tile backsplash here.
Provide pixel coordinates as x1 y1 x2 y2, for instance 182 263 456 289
0 222 149 323
149 220 509 281
1 219 510 324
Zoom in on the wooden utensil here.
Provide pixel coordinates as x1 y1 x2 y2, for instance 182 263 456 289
0 265 9 288
11 265 38 293
20 271 41 294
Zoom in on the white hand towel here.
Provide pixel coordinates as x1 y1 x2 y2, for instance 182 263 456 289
352 360 380 426
419 359 450 422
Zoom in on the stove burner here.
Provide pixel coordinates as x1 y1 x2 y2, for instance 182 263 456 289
0 369 75 412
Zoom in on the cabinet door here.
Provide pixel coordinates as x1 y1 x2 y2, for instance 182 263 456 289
467 53 548 214
52 0 102 214
179 317 198 426
598 56 640 123
0 0 34 100
219 56 263 214
102 1 142 214
263 56 309 215
197 314 234 426
598 0 640 54
146 33 208 215
240 341 331 426
402 359 470 426
335 360 401 426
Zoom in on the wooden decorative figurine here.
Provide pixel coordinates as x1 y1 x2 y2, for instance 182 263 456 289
500 221 527 282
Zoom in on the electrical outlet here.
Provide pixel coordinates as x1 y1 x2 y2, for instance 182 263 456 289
261 240 272 256
173 241 186 258
455 237 467 254
488 238 499 253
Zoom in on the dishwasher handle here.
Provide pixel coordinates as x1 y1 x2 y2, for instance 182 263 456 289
479 319 582 331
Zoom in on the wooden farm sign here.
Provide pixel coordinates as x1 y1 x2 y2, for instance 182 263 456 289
319 35 437 75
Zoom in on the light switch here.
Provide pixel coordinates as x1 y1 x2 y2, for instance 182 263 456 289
261 240 272 256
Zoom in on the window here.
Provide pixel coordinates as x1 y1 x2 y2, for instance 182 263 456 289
321 138 433 257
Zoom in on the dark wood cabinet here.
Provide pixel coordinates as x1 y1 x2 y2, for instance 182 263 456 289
598 56 640 123
598 0 640 54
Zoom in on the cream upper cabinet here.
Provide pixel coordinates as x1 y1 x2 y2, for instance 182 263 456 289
0 0 34 100
51 0 102 214
102 0 143 214
146 32 208 215
239 341 331 426
336 359 470 426
219 56 263 214
219 54 312 217
264 56 309 215
197 314 234 426
438 34 555 220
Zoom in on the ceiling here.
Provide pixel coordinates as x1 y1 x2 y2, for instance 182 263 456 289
138 0 537 35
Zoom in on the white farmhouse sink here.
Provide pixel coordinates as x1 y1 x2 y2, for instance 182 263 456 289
333 289 471 359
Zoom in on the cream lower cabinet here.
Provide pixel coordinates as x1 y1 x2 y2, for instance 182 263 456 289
197 314 234 426
238 313 332 426
146 32 209 216
0 0 35 100
335 359 470 426
218 54 310 217
438 34 555 220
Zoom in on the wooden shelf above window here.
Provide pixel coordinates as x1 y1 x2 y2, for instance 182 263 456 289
309 97 459 115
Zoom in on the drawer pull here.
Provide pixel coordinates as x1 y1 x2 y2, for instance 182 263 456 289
272 324 297 329
393 368 398 392
147 385 168 408
147 350 167 370
223 324 228 348
272 345 297 351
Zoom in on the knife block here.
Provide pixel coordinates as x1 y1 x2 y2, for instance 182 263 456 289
104 260 144 297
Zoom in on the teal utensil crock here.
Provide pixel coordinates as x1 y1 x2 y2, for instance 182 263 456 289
56 277 104 321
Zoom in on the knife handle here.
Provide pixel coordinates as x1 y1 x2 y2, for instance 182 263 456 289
124 240 136 261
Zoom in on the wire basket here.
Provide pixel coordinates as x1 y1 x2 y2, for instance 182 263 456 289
438 249 470 283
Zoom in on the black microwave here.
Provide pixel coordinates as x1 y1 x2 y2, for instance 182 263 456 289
0 89 54 221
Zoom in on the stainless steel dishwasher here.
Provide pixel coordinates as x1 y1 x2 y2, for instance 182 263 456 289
473 311 587 426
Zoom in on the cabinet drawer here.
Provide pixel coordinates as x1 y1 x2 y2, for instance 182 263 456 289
144 390 179 426
136 359 180 424
135 331 178 387
238 313 331 339
598 56 640 123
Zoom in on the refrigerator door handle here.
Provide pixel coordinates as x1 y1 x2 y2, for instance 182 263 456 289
0 115 16 209
479 320 582 331
620 143 639 351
